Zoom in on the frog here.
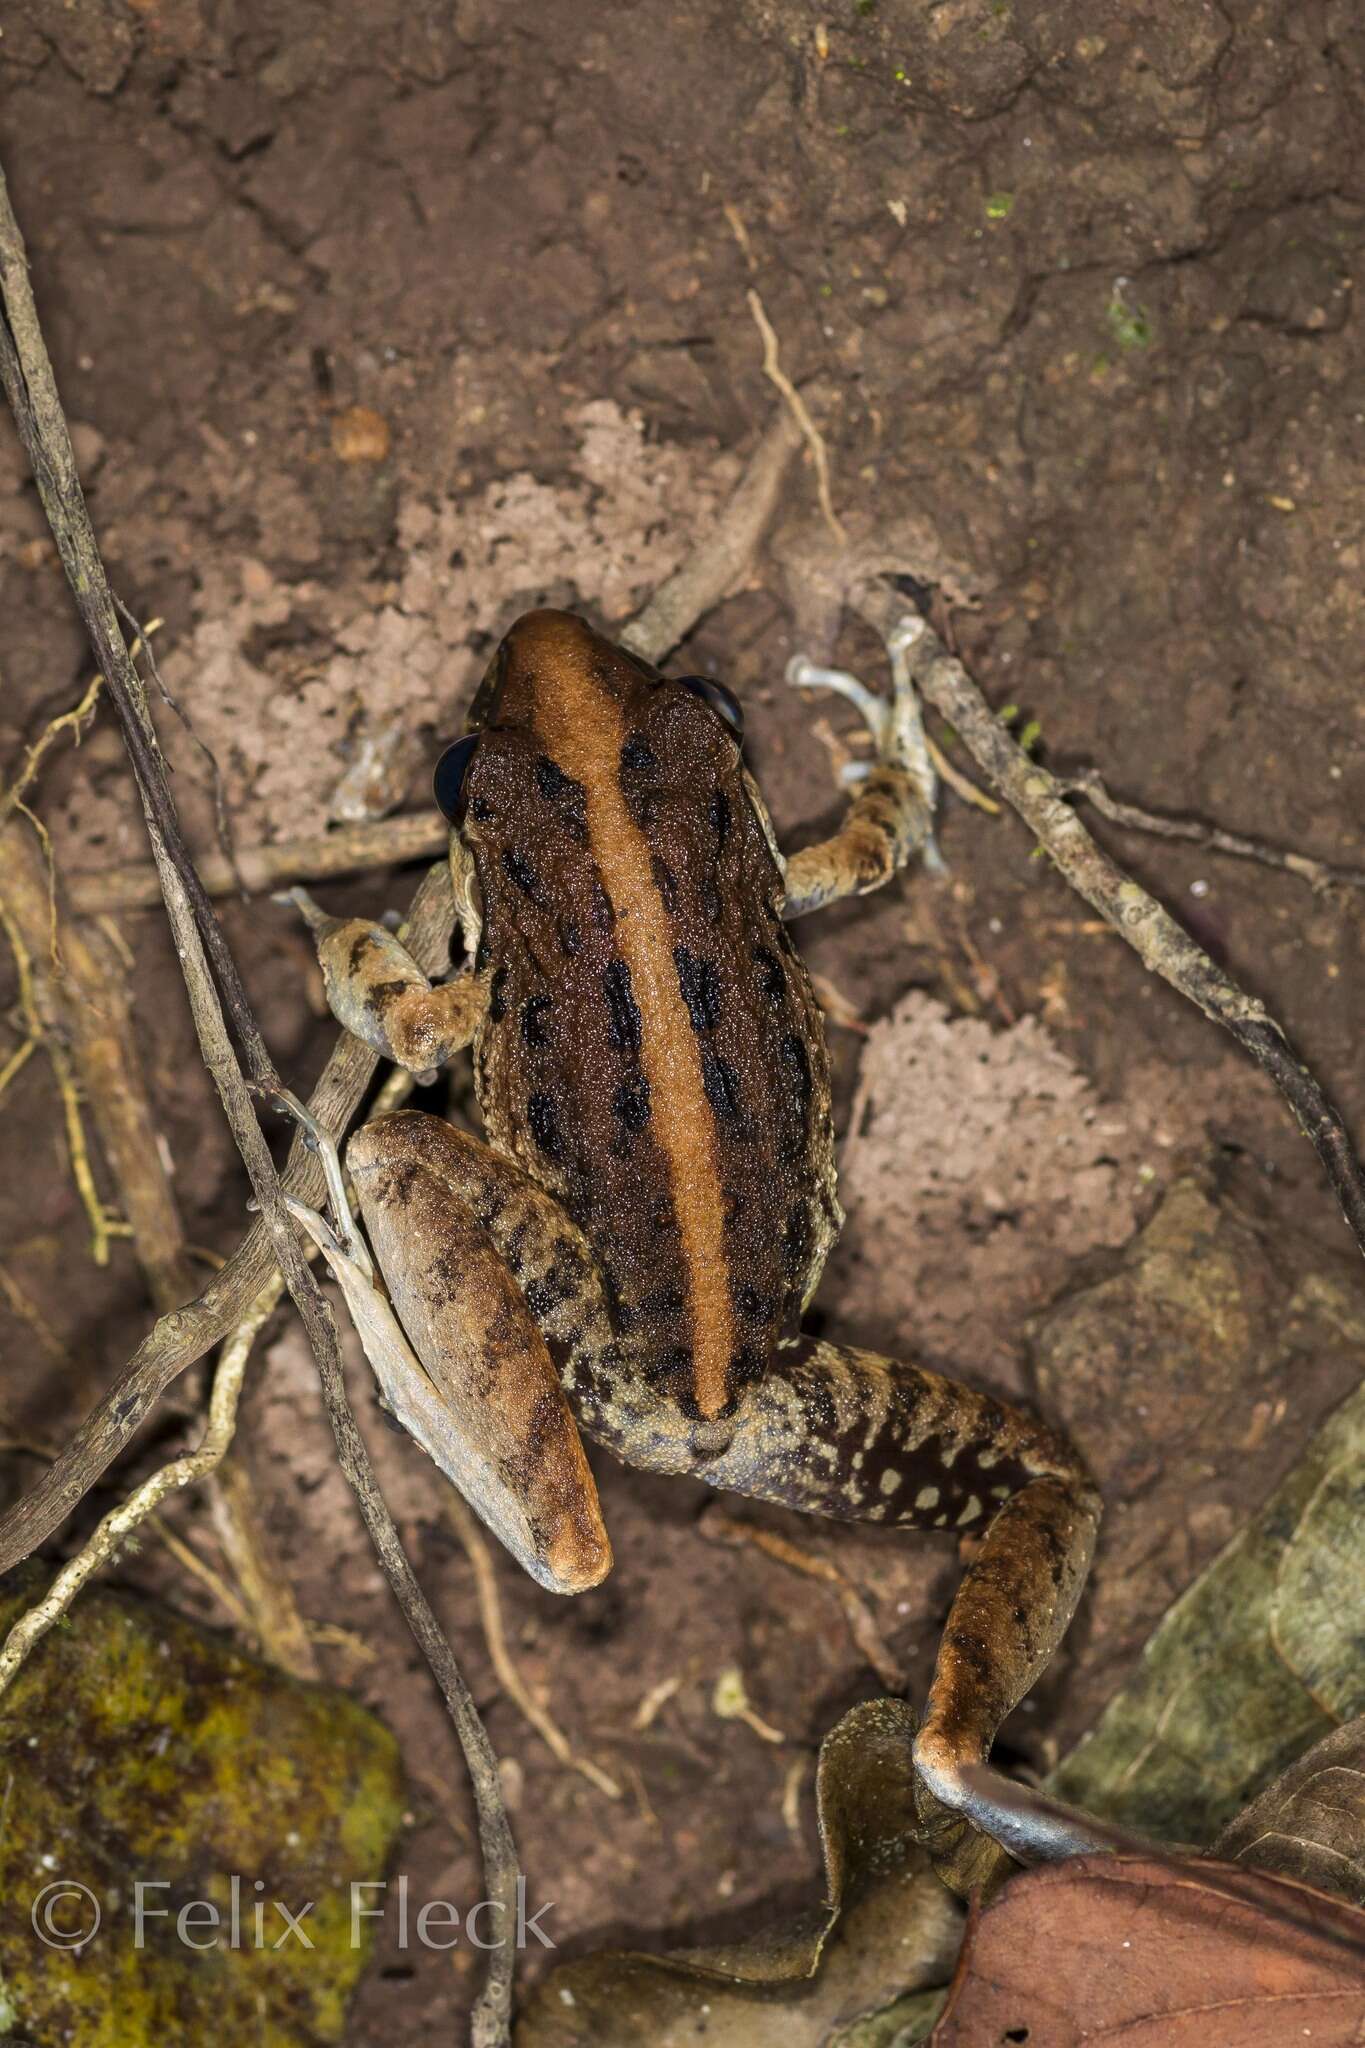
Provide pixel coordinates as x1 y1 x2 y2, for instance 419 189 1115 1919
281 605 1101 1863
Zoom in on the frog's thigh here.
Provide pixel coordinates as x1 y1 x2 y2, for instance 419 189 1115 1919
699 1336 1100 1811
782 764 931 919
346 1110 612 1594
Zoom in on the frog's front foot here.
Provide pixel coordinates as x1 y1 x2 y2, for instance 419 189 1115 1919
276 884 486 1077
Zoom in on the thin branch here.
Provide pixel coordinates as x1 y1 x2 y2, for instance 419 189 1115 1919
68 809 449 914
0 882 117 1267
445 1495 624 1802
0 162 520 2044
0 1277 282 1697
1055 763 1365 895
852 580 1365 1265
621 407 804 663
745 288 846 545
0 815 192 1307
2 671 103 824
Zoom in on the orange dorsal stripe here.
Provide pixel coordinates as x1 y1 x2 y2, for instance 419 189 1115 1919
534 651 734 1419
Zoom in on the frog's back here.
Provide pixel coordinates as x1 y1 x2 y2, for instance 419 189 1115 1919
463 611 840 1422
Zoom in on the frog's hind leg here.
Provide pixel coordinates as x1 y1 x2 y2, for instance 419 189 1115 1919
276 1097 613 1595
780 614 940 918
696 1336 1102 1862
281 879 488 1076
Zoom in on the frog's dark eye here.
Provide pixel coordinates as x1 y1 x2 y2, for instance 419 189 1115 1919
677 674 744 738
433 734 480 822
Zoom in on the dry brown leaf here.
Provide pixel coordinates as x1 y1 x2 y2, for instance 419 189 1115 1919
931 1851 1365 2046
1214 1715 1365 1908
515 1699 962 2046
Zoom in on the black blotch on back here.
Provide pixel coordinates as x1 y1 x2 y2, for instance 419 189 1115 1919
651 854 678 912
501 846 544 904
620 731 658 774
710 787 731 848
527 1092 563 1160
488 965 509 1022
779 1030 813 1107
636 1282 685 1319
700 873 723 926
557 915 583 958
534 754 587 841
674 945 723 1032
701 1051 742 1124
612 1075 652 1132
602 957 642 1055
535 754 578 801
520 994 553 1048
782 1201 811 1278
753 946 786 1000
590 881 615 933
730 1344 764 1390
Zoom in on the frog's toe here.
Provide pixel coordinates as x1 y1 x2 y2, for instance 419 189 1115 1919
914 1726 1118 1868
785 653 888 739
274 883 332 932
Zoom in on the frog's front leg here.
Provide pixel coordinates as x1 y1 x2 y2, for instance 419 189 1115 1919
284 1103 613 1594
692 1337 1101 1861
283 836 486 1075
780 614 939 918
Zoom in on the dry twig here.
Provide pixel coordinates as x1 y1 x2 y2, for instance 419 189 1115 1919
444 1495 623 1802
0 1276 281 1697
701 1505 908 1693
68 809 449 914
745 288 846 545
0 816 192 1304
621 406 804 662
1055 763 1365 894
0 163 521 2045
207 1456 322 1681
853 580 1365 1264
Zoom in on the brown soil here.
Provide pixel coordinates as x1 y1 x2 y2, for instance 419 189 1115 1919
2 3 1364 2040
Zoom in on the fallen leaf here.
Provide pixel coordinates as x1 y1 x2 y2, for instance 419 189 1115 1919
1214 1714 1365 1908
931 1852 1365 2046
515 1699 962 2047
1050 1377 1365 1843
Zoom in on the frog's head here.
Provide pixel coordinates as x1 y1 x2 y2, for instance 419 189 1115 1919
433 609 743 825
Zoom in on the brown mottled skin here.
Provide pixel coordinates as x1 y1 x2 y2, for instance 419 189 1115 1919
466 614 840 1426
301 609 1101 1848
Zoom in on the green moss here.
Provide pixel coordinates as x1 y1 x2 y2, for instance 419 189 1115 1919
1105 290 1153 350
0 1572 406 2046
984 192 1014 221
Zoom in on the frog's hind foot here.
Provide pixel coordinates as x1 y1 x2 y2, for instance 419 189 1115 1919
913 1753 1147 1871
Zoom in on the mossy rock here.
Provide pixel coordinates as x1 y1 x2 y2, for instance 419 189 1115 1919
0 1570 406 2045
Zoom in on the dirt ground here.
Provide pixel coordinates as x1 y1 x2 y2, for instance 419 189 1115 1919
2 2 1365 2040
